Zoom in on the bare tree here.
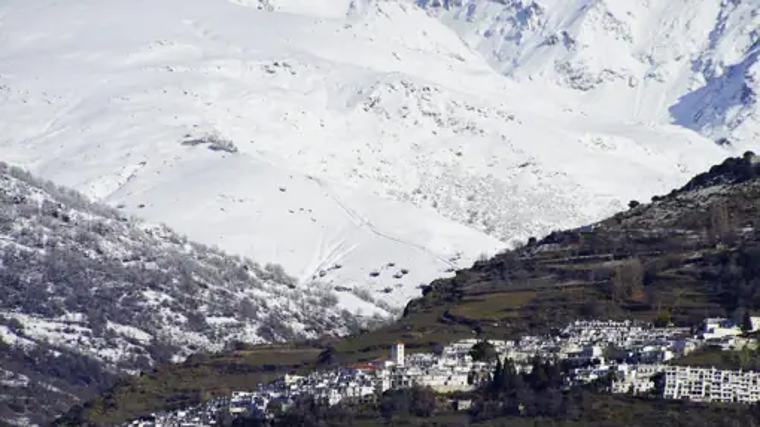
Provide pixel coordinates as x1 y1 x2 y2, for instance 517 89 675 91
708 201 731 244
609 257 644 302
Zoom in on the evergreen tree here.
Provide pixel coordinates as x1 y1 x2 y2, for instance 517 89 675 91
743 311 754 333
545 361 563 389
470 340 498 363
527 357 549 390
317 346 339 366
489 358 503 394
500 358 521 394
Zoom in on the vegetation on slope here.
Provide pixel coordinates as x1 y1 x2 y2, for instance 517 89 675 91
0 163 374 425
673 345 760 371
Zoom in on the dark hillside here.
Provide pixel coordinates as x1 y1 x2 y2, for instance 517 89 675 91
403 151 760 339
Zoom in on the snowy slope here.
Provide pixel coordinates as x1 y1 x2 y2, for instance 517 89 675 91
0 0 735 314
0 163 382 424
419 0 760 148
0 162 372 359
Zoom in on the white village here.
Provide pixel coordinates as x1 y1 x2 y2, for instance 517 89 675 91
124 316 760 426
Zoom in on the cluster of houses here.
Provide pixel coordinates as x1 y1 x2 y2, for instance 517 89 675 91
122 316 760 426
573 318 760 402
609 363 760 404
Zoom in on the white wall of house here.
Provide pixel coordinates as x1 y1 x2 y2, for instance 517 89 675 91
664 366 760 404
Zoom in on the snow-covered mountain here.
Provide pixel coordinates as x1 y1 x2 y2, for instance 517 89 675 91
421 0 759 147
0 163 376 425
0 0 749 318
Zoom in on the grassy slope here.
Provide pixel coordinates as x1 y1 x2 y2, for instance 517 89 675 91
60 344 322 425
59 156 760 425
673 346 760 371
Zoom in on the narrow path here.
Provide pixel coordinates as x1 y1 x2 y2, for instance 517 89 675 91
312 176 457 269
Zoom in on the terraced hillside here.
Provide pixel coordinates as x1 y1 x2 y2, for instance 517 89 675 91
58 153 760 425
407 153 760 339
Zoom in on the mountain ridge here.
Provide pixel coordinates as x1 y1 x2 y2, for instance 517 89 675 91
0 0 738 317
419 0 759 147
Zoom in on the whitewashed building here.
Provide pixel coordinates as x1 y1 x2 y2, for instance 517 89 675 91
391 342 405 366
663 366 760 404
701 318 743 340
122 317 747 426
611 364 667 395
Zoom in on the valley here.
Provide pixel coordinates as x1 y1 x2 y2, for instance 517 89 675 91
0 0 758 424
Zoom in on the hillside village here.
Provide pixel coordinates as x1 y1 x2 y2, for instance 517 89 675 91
123 316 760 426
